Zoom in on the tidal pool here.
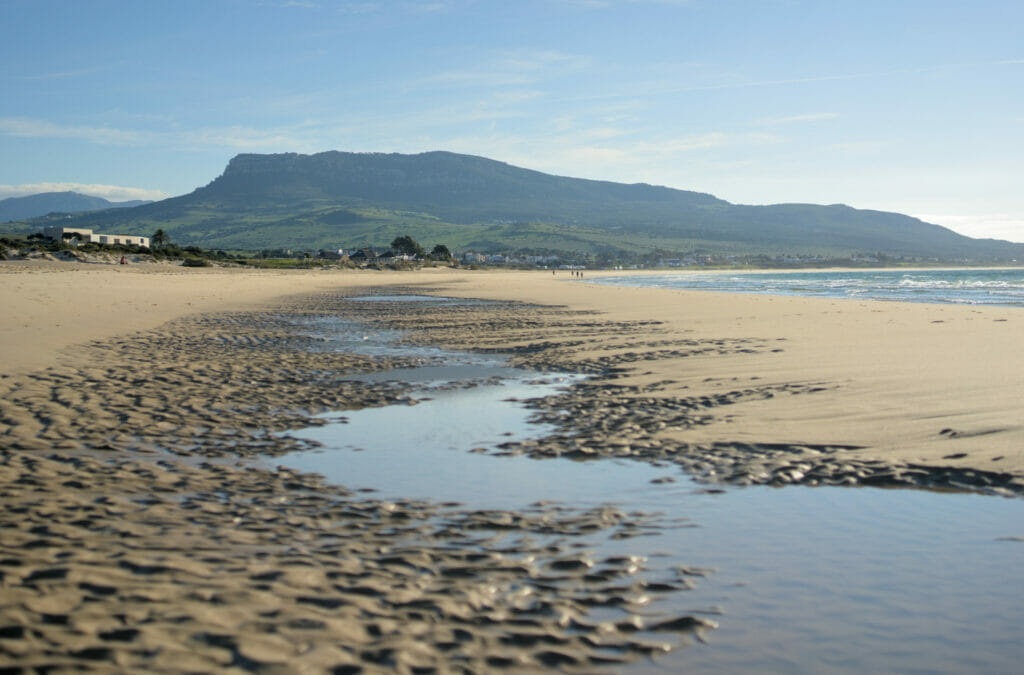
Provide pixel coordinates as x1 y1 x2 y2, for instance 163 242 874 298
286 405 1024 673
277 303 1024 673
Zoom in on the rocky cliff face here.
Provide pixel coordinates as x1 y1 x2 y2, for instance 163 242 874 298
220 151 518 192
213 150 725 206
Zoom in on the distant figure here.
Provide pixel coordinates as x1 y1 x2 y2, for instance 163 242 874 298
119 255 127 265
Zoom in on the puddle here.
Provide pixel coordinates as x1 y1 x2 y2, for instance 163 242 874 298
284 376 652 507
346 294 494 306
640 485 1024 674
347 294 453 302
274 305 1024 673
299 316 456 359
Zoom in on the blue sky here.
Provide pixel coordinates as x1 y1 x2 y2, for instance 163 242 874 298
2 0 1022 241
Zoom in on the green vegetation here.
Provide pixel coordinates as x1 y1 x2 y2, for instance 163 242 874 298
0 191 151 222
151 228 170 249
430 243 452 260
4 151 1022 263
390 234 425 258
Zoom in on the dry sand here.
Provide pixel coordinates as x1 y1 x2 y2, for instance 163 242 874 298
2 261 1022 672
421 269 1024 478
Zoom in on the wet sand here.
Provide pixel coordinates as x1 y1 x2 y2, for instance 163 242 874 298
2 262 1022 672
0 263 714 673
416 270 1024 483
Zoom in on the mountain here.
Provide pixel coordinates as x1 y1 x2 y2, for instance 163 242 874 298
5 152 1022 261
0 191 152 222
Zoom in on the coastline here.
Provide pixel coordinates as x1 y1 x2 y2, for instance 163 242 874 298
0 265 717 672
4 262 1022 479
424 269 1024 480
2 262 1023 671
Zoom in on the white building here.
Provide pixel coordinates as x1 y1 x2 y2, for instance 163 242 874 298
42 226 150 248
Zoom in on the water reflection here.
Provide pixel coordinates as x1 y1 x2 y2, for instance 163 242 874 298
277 302 1024 673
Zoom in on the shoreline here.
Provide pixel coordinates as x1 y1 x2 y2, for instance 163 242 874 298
326 278 1024 495
2 262 1023 670
3 262 1022 479
0 278 717 672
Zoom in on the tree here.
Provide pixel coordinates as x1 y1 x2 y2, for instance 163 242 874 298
429 244 452 260
390 234 425 258
151 228 170 249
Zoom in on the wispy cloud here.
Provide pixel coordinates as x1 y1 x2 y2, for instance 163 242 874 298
0 118 148 145
334 0 459 14
335 2 382 14
430 129 780 185
407 1 457 12
0 116 323 152
18 65 112 81
560 58 1024 105
827 140 887 155
0 182 170 201
421 49 590 88
555 0 694 7
914 213 1024 243
757 112 840 125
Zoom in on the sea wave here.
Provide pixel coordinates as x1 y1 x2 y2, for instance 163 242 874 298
593 269 1024 307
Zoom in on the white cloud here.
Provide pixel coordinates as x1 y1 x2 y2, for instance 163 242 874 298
826 140 887 155
422 128 781 188
178 125 321 152
18 65 111 81
407 1 456 12
555 0 694 6
331 1 384 14
422 49 590 88
0 117 149 145
0 116 324 153
758 112 840 125
914 213 1024 244
0 183 170 202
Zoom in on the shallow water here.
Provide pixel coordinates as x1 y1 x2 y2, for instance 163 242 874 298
276 302 1024 673
347 294 454 302
628 486 1024 673
594 268 1024 307
287 404 1024 672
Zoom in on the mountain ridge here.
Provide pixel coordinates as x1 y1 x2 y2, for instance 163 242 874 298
4 151 1021 261
0 191 152 222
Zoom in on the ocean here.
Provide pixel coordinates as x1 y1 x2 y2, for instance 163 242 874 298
593 268 1024 307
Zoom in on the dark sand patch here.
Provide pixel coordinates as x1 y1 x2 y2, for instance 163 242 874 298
0 289 716 672
318 286 1024 497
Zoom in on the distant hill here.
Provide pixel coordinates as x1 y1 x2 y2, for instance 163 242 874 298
5 152 1022 261
0 191 152 222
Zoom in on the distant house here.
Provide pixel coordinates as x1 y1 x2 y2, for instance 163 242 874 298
348 248 377 262
41 226 149 248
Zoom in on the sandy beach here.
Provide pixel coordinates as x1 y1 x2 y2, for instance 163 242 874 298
423 269 1024 479
2 261 1023 672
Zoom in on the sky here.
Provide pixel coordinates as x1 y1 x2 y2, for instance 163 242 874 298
1 0 1022 242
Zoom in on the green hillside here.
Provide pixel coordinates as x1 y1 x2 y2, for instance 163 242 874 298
6 151 1023 261
0 191 151 222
